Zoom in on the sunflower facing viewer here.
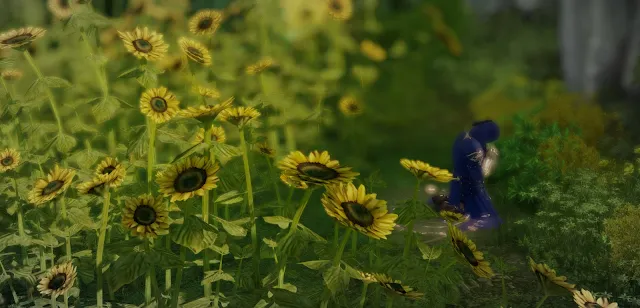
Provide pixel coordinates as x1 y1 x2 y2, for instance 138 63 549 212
0 148 20 172
140 87 181 123
117 27 168 61
278 150 359 186
37 262 77 298
95 157 126 187
156 156 220 202
122 194 171 238
178 37 212 66
188 10 223 35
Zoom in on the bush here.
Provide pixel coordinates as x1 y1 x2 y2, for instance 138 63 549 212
604 204 640 278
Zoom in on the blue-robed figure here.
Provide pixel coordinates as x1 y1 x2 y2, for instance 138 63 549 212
437 120 502 231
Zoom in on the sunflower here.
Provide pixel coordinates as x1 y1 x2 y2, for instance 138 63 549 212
140 87 180 123
218 106 261 128
321 183 398 240
327 0 353 21
255 142 275 157
48 0 81 19
279 150 359 186
573 289 601 308
355 271 378 284
597 298 619 308
439 210 467 223
117 27 168 61
178 96 234 121
156 156 220 202
400 159 454 182
448 223 494 278
160 55 186 72
280 174 308 189
37 262 77 298
95 157 126 187
0 148 20 173
280 0 328 38
125 0 151 16
28 165 76 206
372 273 424 300
188 10 223 35
76 177 107 196
191 125 226 145
338 96 363 116
245 57 276 75
360 40 386 62
1 69 23 81
193 85 221 99
528 257 576 294
122 194 170 238
0 27 46 50
178 37 211 66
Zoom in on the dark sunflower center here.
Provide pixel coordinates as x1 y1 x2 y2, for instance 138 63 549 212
341 201 374 227
348 103 359 112
150 97 168 112
330 0 343 11
301 9 312 19
1 156 13 166
47 273 67 290
386 282 407 294
296 162 339 180
173 167 208 193
133 205 157 226
3 34 33 45
88 183 105 195
171 60 182 71
455 240 479 266
42 180 65 196
197 17 214 30
60 0 70 8
132 39 153 53
101 166 116 174
187 47 204 59
585 303 598 308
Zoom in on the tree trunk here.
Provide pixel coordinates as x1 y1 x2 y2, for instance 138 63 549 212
621 1 640 92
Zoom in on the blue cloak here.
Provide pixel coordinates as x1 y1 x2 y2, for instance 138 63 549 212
448 120 502 230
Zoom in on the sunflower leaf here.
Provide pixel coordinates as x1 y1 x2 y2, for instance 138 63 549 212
171 214 218 254
322 265 350 296
202 269 235 284
67 8 111 30
92 96 119 123
106 252 148 293
215 190 243 205
146 246 184 269
230 244 253 259
270 286 315 308
137 67 158 89
262 216 291 229
211 143 243 165
210 244 230 256
104 238 145 255
68 148 107 169
170 142 208 164
42 76 72 88
55 133 78 153
299 260 331 271
214 217 247 238
118 67 143 79
415 240 442 260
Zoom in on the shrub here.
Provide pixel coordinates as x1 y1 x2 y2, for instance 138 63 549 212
537 133 600 176
604 204 640 278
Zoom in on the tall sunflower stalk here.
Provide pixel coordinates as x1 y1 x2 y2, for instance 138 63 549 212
95 186 110 308
11 176 27 266
145 115 157 306
202 126 214 298
320 228 353 308
238 127 260 287
22 50 64 136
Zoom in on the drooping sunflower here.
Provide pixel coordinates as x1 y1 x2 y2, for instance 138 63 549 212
439 210 467 223
95 157 126 187
255 142 275 157
0 148 20 173
122 194 170 238
338 95 363 116
193 85 221 99
448 223 494 278
117 27 168 61
191 125 226 145
327 0 353 21
372 273 424 300
1 69 23 81
528 257 576 294
573 289 600 308
400 158 454 182
178 96 234 121
37 262 77 298
0 27 46 50
321 183 398 240
278 150 359 186
140 86 180 123
280 174 308 189
245 57 276 75
355 271 378 284
188 10 223 35
360 40 386 62
596 298 619 308
178 37 211 66
218 106 261 128
28 165 76 206
76 177 107 196
156 156 220 202
48 0 81 19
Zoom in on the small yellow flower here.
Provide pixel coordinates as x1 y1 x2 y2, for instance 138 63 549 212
191 125 226 145
218 106 261 128
360 40 386 62
245 57 276 75
327 0 353 21
188 9 223 35
0 27 46 50
0 148 20 173
178 97 234 121
255 142 275 157
338 96 363 116
193 85 221 99
117 27 168 61
122 194 171 239
1 69 23 81
400 159 453 182
139 87 181 123
28 165 76 206
178 37 211 66
37 262 77 298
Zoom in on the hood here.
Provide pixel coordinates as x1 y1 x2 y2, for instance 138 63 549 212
469 120 500 148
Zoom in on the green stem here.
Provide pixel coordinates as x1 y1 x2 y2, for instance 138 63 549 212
147 119 157 193
385 296 394 308
358 283 369 308
284 125 296 152
233 258 244 293
96 187 111 308
0 260 19 304
202 126 214 297
165 235 172 291
402 180 421 261
239 128 260 287
285 187 294 217
59 197 71 307
501 274 508 307
23 50 64 134
12 177 27 265
1 77 13 100
535 294 548 308
145 241 152 306
351 230 358 254
51 295 57 308
265 157 282 213
320 229 353 308
286 189 314 237
171 246 186 308
80 31 109 96
213 254 223 308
